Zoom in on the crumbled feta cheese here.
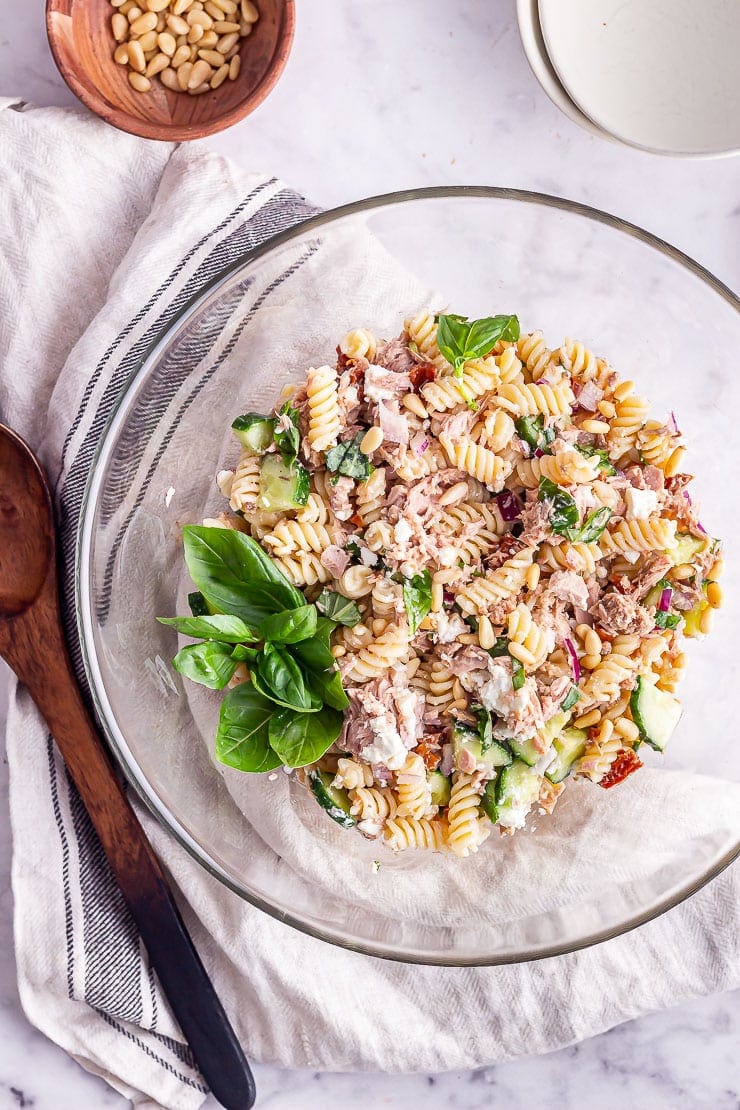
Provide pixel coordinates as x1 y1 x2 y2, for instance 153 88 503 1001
360 712 408 770
624 486 658 521
436 545 459 567
394 518 412 544
359 546 379 567
364 365 396 403
478 660 529 717
573 484 597 515
357 819 382 839
434 611 469 644
393 687 420 746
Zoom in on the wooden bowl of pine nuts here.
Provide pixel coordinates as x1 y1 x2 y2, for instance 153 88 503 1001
47 0 294 141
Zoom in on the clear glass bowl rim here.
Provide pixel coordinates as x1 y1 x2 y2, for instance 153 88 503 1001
76 186 740 966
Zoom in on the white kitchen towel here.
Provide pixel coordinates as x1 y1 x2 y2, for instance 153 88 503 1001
1 99 739 1110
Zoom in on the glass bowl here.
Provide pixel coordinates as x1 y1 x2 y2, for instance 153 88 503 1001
77 189 740 965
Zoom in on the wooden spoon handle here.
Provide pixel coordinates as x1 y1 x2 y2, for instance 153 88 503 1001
4 574 256 1109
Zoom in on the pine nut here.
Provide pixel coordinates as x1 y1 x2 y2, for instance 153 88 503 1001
524 563 540 590
664 446 686 478
431 582 444 613
613 380 635 402
706 581 723 609
111 12 129 40
217 31 239 52
584 628 602 657
699 606 713 635
358 427 384 455
597 400 616 418
145 51 169 76
158 30 176 54
127 7 143 23
438 481 469 507
176 60 193 88
130 10 157 34
581 418 610 434
199 29 218 45
146 0 170 9
198 47 225 64
137 29 158 52
581 653 601 671
614 717 639 744
239 20 252 35
188 58 212 86
228 52 240 78
574 708 601 729
187 23 205 42
670 563 694 581
111 0 127 7
156 13 167 31
166 13 189 34
224 43 240 58
172 0 193 13
127 39 146 71
188 82 211 94
241 0 259 21
113 43 130 64
187 9 212 27
212 0 238 12
478 614 495 651
171 43 192 66
213 20 240 32
128 71 151 91
204 0 223 16
160 66 179 89
210 62 230 87
176 32 188 46
119 1 135 11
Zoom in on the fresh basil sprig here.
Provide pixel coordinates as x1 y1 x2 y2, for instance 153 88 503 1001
258 604 318 644
325 433 372 480
268 705 344 767
537 478 612 543
560 686 581 712
172 641 238 690
215 683 281 773
515 415 555 454
158 614 257 643
436 313 520 378
402 570 432 635
316 589 362 627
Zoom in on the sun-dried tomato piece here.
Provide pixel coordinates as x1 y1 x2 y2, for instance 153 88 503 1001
409 361 436 391
599 748 643 789
415 739 441 771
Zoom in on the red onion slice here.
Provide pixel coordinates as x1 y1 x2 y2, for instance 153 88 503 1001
658 586 672 612
496 490 521 521
564 638 581 684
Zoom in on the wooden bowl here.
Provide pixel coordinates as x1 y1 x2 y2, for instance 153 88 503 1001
47 0 294 141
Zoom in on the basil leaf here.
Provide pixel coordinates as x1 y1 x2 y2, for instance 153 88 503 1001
570 506 612 544
538 477 580 535
325 433 372 480
560 686 581 712
511 656 526 692
157 614 257 643
214 683 280 772
402 570 432 635
474 704 494 753
575 443 616 475
183 525 303 625
231 643 258 662
258 604 318 645
316 588 362 627
291 619 349 711
172 641 237 690
273 402 301 462
437 313 521 377
654 610 681 629
515 415 555 453
268 705 344 767
487 635 510 659
292 461 311 507
187 591 211 617
252 643 321 712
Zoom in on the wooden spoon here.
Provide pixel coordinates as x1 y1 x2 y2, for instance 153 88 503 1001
0 424 256 1109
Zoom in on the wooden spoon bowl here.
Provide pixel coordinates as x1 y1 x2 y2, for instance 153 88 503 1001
47 0 294 141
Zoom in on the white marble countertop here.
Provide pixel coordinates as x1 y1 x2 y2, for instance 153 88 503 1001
0 1 738 1107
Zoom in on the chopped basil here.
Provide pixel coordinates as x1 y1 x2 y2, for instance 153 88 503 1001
575 443 616 475
316 588 362 627
273 402 301 462
187 590 211 617
402 570 432 634
575 506 613 544
515 414 555 454
654 610 681 629
473 704 494 753
538 478 612 542
325 433 372 480
436 313 520 378
488 635 510 659
511 656 526 691
560 686 581 712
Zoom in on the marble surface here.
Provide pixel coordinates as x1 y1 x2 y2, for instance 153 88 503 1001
0 1 739 1107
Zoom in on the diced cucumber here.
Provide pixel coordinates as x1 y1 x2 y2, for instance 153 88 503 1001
232 413 276 454
543 709 571 744
258 454 310 510
629 675 682 752
669 532 708 567
428 770 451 808
495 760 541 830
452 724 512 772
507 735 542 767
480 779 498 822
308 770 356 828
545 726 588 784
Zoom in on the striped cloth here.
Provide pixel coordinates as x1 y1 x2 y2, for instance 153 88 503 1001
1 100 739 1110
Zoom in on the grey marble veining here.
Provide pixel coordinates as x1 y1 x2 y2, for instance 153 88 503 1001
0 0 739 1106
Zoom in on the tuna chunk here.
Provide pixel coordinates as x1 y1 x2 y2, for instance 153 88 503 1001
591 591 654 636
547 570 590 610
373 336 418 376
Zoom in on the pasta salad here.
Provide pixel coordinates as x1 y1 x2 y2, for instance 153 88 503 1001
160 308 724 856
